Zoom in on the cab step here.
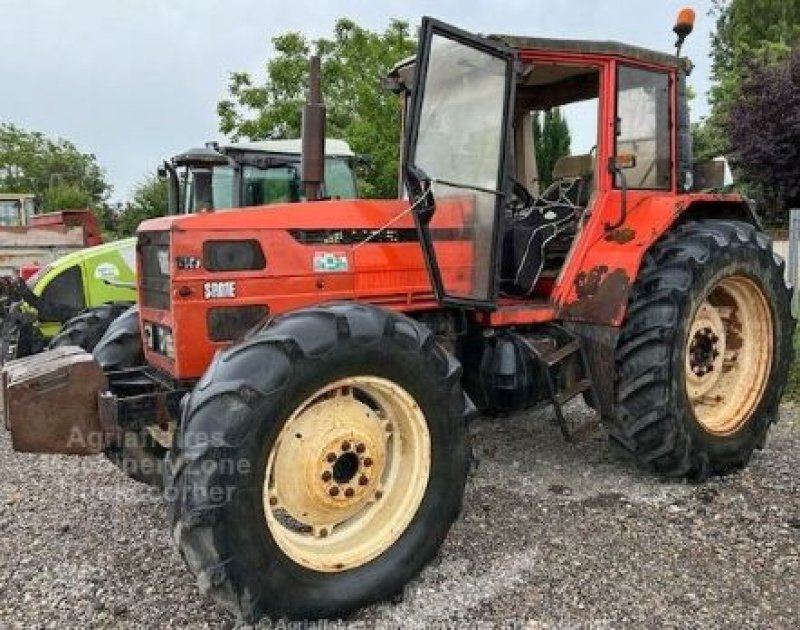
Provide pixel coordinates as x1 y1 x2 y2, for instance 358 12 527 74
512 326 601 441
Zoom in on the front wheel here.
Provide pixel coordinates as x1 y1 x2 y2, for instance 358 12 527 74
166 303 470 621
47 302 133 353
611 220 795 480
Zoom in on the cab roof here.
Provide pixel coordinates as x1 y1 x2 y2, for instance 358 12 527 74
490 35 685 69
387 36 689 89
220 138 355 158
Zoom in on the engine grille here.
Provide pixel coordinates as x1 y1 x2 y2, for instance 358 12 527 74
137 231 170 310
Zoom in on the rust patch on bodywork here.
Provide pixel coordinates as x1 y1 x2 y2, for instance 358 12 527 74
605 226 635 244
561 266 631 324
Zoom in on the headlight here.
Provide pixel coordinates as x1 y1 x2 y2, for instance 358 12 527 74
144 322 174 359
163 328 175 359
156 248 170 275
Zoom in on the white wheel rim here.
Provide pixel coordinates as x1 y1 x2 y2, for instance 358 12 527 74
263 376 430 572
685 275 773 436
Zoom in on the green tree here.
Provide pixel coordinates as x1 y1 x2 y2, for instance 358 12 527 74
218 19 416 199
116 175 168 236
533 109 572 188
696 0 800 158
727 49 800 225
40 183 93 212
0 123 110 211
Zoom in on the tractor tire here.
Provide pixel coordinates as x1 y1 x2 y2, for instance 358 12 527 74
611 220 794 481
47 302 133 353
166 302 471 621
93 304 165 487
92 304 144 370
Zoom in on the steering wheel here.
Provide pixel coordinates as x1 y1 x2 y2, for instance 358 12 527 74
508 178 535 217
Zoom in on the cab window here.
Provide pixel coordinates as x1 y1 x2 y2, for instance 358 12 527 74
39 265 85 312
242 165 300 205
616 66 672 190
0 199 22 226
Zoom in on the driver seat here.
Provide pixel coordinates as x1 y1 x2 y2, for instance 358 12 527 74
501 154 594 297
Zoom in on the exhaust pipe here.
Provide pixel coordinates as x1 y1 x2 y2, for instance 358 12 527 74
302 55 326 201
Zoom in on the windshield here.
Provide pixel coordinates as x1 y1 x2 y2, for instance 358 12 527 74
0 199 23 226
181 156 357 212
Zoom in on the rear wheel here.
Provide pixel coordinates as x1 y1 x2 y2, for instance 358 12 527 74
166 303 470 621
48 302 133 353
611 220 794 480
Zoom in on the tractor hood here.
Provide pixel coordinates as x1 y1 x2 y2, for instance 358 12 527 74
139 199 416 234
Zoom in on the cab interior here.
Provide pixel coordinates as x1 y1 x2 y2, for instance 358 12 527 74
501 62 600 298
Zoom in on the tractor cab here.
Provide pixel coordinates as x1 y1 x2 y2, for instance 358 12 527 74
161 138 359 214
395 18 688 313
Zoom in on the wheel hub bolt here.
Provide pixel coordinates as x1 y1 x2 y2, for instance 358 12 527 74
356 443 366 454
329 486 340 497
358 475 369 486
321 471 332 482
341 440 351 451
374 490 383 500
344 488 355 498
326 452 337 463
363 457 373 468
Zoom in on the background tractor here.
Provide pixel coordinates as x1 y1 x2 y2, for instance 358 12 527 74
2 12 794 622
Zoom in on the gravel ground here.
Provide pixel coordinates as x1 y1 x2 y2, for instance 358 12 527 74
1 402 799 628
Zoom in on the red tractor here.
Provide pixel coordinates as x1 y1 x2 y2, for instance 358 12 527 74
3 12 794 621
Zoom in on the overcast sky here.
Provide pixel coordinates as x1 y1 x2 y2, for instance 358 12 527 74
1 0 715 202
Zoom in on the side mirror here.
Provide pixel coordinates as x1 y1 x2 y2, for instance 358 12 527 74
609 153 637 172
404 164 435 225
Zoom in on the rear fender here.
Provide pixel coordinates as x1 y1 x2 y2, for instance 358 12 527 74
553 192 756 327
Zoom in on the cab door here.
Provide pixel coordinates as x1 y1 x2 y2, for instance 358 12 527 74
404 17 516 309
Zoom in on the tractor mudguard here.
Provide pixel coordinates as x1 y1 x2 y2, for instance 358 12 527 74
2 346 109 454
553 192 756 327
